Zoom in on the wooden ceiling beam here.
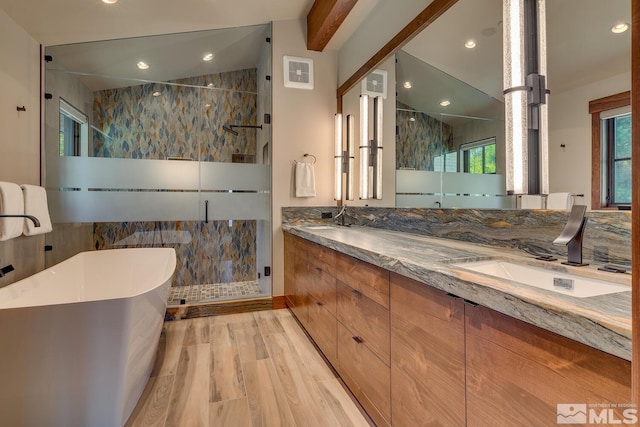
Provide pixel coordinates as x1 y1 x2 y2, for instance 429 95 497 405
307 0 358 52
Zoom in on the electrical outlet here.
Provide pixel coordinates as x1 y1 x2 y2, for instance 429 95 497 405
321 212 332 219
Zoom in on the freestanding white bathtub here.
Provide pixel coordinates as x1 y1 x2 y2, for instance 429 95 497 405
0 247 176 427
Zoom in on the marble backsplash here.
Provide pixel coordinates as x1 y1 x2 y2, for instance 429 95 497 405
282 207 631 266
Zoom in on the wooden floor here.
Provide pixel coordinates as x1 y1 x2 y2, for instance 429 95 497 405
126 309 371 427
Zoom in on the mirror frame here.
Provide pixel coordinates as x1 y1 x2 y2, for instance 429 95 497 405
337 0 640 404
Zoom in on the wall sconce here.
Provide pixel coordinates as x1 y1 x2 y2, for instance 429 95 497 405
503 0 549 195
503 0 528 195
334 114 355 201
359 95 383 200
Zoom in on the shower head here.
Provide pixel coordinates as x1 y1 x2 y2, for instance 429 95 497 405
222 125 238 136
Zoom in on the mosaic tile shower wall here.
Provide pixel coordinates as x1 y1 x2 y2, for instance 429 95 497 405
94 221 256 287
92 69 258 161
396 102 454 170
90 69 260 289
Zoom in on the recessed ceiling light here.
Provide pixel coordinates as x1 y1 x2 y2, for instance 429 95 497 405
207 83 215 88
204 103 211 108
137 61 149 70
409 117 416 122
440 100 451 107
611 23 629 34
403 81 412 89
465 40 476 49
152 91 161 97
203 53 215 62
102 0 117 4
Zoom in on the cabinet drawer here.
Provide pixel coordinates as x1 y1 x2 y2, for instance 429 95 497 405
308 265 337 316
337 281 390 365
390 273 466 426
306 241 336 274
337 322 390 427
307 299 337 365
335 252 389 308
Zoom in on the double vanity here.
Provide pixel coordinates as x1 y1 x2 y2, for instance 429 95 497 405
282 221 631 426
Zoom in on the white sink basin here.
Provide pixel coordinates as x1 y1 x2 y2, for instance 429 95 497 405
304 225 335 230
453 260 629 298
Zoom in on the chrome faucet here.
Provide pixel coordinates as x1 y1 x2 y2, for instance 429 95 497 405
0 214 40 227
552 205 588 266
334 205 349 227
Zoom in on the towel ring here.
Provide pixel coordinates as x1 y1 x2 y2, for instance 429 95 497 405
303 153 316 164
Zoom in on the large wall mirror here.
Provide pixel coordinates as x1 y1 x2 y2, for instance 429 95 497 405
340 0 631 211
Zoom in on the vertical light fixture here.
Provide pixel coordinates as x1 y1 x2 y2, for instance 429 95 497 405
346 115 355 200
374 96 383 199
334 113 343 201
334 113 355 201
359 95 370 199
503 0 528 195
358 94 384 200
537 0 549 195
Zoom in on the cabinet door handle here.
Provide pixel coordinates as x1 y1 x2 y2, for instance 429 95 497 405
351 289 362 297
316 301 323 306
352 336 363 344
315 267 322 273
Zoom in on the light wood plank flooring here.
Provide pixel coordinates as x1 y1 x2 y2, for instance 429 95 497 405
126 309 371 427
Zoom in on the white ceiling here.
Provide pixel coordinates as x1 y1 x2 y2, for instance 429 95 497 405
46 25 272 91
1 0 385 91
0 0 315 46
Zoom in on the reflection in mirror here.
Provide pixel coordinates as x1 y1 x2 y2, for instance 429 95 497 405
546 0 630 210
394 0 508 209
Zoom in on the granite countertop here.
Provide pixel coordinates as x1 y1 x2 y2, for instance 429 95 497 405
282 223 632 361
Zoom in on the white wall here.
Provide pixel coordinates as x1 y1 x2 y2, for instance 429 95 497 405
341 56 396 207
0 10 44 284
271 19 337 297
0 9 40 185
548 71 631 209
337 0 431 86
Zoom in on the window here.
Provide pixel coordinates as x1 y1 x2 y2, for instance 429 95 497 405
589 91 631 209
460 138 496 174
603 112 631 206
434 151 458 172
59 98 88 157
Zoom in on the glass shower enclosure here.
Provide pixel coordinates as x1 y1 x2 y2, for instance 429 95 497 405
44 25 272 306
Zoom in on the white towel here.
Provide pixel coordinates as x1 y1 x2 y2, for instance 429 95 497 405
0 181 25 241
520 195 543 209
21 185 53 236
295 162 316 197
546 192 573 210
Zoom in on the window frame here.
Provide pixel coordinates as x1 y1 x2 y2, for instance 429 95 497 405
59 98 89 157
589 91 631 209
460 137 497 175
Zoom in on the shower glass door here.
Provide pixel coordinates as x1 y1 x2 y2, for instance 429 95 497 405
44 24 272 305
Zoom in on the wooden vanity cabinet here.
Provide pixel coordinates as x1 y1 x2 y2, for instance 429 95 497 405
305 241 338 365
283 232 295 305
284 233 338 364
283 232 631 427
335 252 391 427
390 272 466 427
465 304 632 427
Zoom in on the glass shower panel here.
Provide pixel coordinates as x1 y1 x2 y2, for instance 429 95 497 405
44 24 273 305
